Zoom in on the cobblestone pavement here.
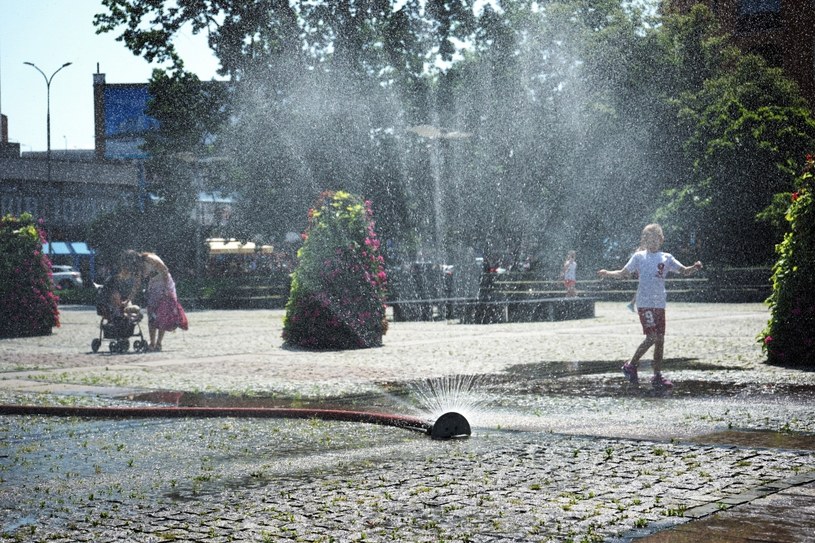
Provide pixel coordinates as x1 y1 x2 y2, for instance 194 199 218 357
1 302 814 542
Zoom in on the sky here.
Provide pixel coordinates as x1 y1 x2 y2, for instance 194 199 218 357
0 0 222 152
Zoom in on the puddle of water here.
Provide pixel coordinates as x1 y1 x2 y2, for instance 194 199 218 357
637 516 800 543
687 429 815 451
2 515 37 533
492 360 815 401
503 358 719 378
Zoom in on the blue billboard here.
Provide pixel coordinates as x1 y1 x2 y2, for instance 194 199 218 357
104 85 159 159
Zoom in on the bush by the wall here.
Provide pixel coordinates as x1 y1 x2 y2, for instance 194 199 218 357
0 213 60 337
283 191 387 349
760 154 815 366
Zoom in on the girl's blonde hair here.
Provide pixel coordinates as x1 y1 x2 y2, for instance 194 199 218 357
640 223 664 246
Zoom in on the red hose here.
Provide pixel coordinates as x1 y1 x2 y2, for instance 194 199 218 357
0 404 433 434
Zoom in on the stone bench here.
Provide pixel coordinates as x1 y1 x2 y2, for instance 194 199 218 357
389 296 596 324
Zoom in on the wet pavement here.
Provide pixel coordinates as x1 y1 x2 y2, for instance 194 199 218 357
1 302 814 542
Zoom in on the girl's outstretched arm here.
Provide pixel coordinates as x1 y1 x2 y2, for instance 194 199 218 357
680 261 703 276
597 268 630 280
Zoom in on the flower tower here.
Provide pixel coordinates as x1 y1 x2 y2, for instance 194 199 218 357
760 154 815 366
0 213 60 338
283 191 388 349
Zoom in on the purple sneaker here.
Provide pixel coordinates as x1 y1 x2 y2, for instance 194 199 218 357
621 363 639 385
651 374 673 389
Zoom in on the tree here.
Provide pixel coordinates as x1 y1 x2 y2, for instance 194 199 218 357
655 6 815 266
87 202 200 279
87 70 229 277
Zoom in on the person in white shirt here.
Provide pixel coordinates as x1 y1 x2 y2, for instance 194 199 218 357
561 250 577 297
598 224 702 389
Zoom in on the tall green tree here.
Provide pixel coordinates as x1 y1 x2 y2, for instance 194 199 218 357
654 5 815 266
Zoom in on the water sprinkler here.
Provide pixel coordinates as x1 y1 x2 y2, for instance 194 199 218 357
428 411 471 439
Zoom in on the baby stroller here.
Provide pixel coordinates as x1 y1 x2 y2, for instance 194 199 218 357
92 281 149 354
91 309 149 354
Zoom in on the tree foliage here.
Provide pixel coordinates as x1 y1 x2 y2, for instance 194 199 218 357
655 6 815 266
88 70 227 276
95 0 815 274
87 202 199 279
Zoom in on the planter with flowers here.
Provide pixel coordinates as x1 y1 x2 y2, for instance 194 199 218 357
760 154 815 366
283 191 388 349
0 213 60 338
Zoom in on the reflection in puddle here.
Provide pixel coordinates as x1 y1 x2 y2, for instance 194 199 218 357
687 429 815 451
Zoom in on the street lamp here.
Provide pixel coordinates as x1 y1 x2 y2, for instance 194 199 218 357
24 61 72 224
407 124 472 261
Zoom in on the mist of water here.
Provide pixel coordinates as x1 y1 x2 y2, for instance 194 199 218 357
218 2 665 300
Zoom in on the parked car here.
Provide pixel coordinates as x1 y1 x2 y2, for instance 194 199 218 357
51 265 83 289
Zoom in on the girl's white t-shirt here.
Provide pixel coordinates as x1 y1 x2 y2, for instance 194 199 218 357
624 250 683 309
563 261 577 281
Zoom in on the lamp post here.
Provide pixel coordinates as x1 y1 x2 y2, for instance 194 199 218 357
24 61 72 226
407 124 472 261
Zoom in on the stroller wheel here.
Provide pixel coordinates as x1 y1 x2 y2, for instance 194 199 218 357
109 342 118 353
119 340 130 353
133 340 144 352
91 338 101 353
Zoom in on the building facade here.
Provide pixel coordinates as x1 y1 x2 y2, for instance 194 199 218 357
0 154 141 241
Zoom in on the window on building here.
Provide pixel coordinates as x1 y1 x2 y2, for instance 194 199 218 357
739 0 781 14
22 197 39 216
737 0 782 31
1 194 20 216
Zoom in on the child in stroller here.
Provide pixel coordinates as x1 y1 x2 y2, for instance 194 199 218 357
91 251 149 353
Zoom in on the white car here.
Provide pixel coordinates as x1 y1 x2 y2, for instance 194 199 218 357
51 265 83 289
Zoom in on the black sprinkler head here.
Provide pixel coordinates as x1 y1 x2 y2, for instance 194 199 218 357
428 411 471 439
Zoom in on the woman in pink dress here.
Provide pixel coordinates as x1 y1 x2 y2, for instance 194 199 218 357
140 252 188 351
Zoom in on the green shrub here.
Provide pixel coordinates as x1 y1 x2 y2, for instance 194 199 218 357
0 213 60 337
283 191 387 349
760 154 815 365
55 287 98 306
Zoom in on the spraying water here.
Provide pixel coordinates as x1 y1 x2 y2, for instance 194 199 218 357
408 374 491 427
